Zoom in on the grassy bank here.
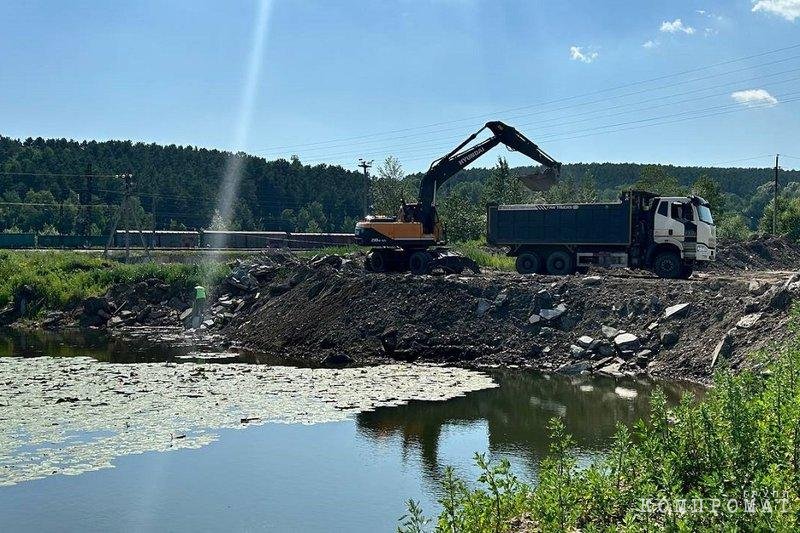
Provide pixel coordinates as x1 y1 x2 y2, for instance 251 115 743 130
453 241 515 271
0 251 229 312
401 311 800 532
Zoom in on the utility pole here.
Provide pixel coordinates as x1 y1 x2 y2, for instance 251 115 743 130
358 158 373 217
78 162 94 245
103 173 150 261
774 154 780 235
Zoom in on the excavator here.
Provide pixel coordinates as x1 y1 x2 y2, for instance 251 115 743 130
354 121 561 274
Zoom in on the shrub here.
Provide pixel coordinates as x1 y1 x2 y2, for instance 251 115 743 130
401 309 800 531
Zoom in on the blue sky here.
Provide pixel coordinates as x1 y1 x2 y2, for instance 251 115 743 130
2 0 799 172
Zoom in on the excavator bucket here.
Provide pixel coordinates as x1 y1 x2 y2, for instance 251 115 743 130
519 171 557 192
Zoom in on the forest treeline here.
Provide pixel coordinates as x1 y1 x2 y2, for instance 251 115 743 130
1 135 798 242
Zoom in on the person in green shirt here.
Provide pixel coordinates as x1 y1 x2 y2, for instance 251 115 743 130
193 285 207 326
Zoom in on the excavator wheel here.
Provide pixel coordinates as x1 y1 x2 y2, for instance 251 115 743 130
367 250 390 272
409 251 433 275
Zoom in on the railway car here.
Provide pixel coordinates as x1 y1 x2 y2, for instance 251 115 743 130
200 231 288 249
0 233 36 249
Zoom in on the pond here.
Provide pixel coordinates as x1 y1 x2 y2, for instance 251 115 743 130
0 329 701 532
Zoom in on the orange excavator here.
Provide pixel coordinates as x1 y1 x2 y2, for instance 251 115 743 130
354 121 560 274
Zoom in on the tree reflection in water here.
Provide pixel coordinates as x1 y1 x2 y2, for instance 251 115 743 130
355 370 702 483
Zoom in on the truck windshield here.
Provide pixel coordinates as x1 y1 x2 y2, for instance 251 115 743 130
697 205 714 225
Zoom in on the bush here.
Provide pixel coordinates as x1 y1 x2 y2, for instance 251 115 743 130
401 309 800 531
716 214 751 242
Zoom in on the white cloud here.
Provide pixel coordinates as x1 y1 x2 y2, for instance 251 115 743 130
660 18 696 34
730 89 779 107
752 0 800 21
696 9 706 15
704 27 719 36
642 39 658 48
569 46 599 64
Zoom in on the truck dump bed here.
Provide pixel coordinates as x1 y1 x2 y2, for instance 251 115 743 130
487 198 632 246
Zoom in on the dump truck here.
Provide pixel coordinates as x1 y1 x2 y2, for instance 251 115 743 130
487 190 716 279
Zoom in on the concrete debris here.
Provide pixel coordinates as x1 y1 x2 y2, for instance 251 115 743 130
711 331 734 368
664 303 691 320
736 313 762 329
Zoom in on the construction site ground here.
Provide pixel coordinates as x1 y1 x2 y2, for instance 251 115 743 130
7 236 800 385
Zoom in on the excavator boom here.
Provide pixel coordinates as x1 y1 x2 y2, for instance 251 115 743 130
417 121 560 232
355 120 560 274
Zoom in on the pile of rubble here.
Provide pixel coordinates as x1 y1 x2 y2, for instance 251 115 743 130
222 253 799 383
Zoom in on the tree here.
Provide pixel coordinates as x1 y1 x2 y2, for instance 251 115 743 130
716 214 751 242
480 156 532 206
439 187 484 243
371 155 411 216
544 171 598 204
634 166 684 196
759 197 800 241
692 174 725 217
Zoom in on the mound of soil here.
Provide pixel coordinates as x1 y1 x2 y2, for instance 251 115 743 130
712 236 800 272
224 254 799 383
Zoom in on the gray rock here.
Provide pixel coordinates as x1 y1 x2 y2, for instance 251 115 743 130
577 335 594 348
539 303 567 321
598 362 624 378
475 298 492 317
614 333 641 351
493 290 509 307
558 360 592 374
528 314 541 325
569 344 585 357
710 333 733 368
664 303 691 320
748 280 767 296
601 325 619 339
583 275 602 285
736 312 762 329
660 331 678 347
597 342 616 357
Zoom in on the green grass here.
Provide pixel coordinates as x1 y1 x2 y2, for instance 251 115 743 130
0 251 229 312
401 308 800 532
454 241 516 271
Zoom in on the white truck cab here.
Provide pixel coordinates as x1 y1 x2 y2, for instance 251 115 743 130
652 195 716 266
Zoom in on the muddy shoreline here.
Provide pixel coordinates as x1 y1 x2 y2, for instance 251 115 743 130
3 237 800 385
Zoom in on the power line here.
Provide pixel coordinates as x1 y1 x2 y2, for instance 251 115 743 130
264 58 800 161
0 171 118 178
251 42 800 153
296 69 800 164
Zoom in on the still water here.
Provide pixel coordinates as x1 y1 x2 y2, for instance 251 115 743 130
0 329 700 532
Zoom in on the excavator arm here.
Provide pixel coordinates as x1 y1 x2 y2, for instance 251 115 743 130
417 121 560 232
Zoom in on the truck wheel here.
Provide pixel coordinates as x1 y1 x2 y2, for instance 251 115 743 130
368 250 388 272
515 253 540 274
409 251 432 275
653 251 682 279
546 250 574 275
678 265 694 279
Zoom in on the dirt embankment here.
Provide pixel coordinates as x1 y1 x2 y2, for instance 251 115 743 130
6 237 800 384
217 253 797 383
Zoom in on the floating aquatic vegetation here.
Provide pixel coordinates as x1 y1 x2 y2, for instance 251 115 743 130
0 357 496 486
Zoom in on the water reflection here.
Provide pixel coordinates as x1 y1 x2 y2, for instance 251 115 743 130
356 370 702 481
